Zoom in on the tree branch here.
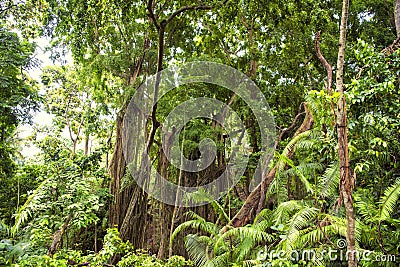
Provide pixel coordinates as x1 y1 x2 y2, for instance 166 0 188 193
0 3 16 15
230 104 314 227
48 213 73 257
256 104 306 214
165 5 212 25
147 0 160 31
315 31 333 94
65 98 75 143
381 36 400 55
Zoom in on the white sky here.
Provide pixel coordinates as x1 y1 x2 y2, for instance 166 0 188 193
18 36 73 158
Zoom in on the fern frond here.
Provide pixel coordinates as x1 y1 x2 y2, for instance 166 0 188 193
210 201 230 223
294 214 346 249
205 251 230 267
354 189 378 222
12 177 51 236
281 130 312 162
185 234 211 266
378 179 400 221
284 206 318 250
265 176 278 203
171 212 221 243
281 157 314 194
274 153 315 198
186 191 230 222
326 215 348 238
319 162 340 199
253 209 273 225
284 162 323 179
252 220 272 233
214 226 273 253
273 200 304 225
275 171 289 204
0 220 10 236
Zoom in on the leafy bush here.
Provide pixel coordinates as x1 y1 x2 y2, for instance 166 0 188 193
15 228 192 267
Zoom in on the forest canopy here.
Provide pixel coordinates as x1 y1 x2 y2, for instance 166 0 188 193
0 0 399 266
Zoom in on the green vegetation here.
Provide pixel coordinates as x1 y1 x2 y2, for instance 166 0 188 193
1 0 399 266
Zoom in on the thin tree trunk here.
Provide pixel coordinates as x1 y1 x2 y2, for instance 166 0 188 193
395 0 400 37
73 139 77 156
335 1 357 266
168 127 186 257
48 214 73 257
94 223 97 253
84 133 89 155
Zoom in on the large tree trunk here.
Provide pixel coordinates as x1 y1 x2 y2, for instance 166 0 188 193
109 109 149 249
335 1 357 266
108 29 149 248
109 114 127 229
146 2 212 258
157 131 175 258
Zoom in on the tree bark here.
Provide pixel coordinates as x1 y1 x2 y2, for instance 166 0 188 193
395 0 400 37
48 214 73 257
167 127 186 258
315 31 333 95
84 133 89 155
335 1 357 266
157 131 175 258
108 32 148 250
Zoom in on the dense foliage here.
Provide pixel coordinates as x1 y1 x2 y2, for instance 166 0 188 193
0 0 399 266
